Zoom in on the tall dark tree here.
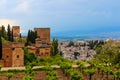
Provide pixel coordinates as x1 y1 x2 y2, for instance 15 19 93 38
0 34 2 59
26 30 37 45
11 29 14 42
51 38 58 56
1 25 7 40
20 33 22 38
26 30 31 45
7 24 12 41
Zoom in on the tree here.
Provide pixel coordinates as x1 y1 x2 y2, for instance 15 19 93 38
7 73 14 80
23 64 34 80
60 62 72 76
67 41 74 47
0 66 2 71
1 25 7 40
78 62 87 73
51 38 58 56
20 33 22 38
84 69 96 80
11 29 14 42
0 34 2 59
26 30 37 45
46 71 58 80
7 24 12 41
26 30 31 45
67 69 82 80
24 48 36 65
94 41 120 65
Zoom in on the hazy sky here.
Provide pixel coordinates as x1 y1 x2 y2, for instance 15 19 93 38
0 0 120 36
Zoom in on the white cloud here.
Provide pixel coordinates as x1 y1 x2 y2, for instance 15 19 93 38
12 1 29 13
0 19 18 29
0 0 7 6
12 0 34 13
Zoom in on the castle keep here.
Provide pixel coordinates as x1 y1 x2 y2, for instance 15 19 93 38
12 26 20 41
28 28 51 58
0 26 51 67
34 28 50 44
1 43 24 67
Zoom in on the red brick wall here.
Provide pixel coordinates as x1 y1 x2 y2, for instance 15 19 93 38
2 48 12 67
34 28 50 43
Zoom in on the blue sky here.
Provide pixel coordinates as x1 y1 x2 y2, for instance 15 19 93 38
0 0 120 36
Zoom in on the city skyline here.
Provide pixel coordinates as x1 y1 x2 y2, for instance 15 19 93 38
0 0 120 37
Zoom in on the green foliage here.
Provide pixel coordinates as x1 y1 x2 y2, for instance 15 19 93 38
108 69 120 80
84 69 96 80
2 37 9 43
24 48 36 65
78 62 88 72
23 64 34 80
67 69 82 80
26 30 37 45
44 65 53 71
17 38 26 42
46 71 58 80
87 60 98 69
37 54 71 66
94 41 120 65
23 75 34 80
96 64 105 72
7 24 13 41
0 66 2 71
0 34 2 59
0 25 7 40
7 73 14 80
88 40 105 49
115 70 120 79
60 62 72 70
51 38 58 56
113 52 120 65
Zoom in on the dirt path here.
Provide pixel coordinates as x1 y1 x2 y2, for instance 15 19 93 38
1 65 79 71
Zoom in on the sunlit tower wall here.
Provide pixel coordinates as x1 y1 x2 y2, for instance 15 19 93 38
34 28 50 44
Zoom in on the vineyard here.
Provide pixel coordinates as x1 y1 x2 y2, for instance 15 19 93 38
0 55 120 80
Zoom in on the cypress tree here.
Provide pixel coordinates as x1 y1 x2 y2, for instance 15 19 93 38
26 30 31 45
0 34 2 59
7 24 11 41
51 38 58 56
27 30 37 44
1 25 7 40
20 33 22 38
11 29 14 42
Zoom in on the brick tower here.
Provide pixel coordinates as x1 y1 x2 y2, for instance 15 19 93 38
2 43 24 67
34 28 50 44
12 26 20 41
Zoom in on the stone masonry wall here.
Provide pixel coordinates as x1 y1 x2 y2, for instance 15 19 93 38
34 28 50 43
12 48 24 67
2 48 12 67
12 26 20 41
2 43 25 67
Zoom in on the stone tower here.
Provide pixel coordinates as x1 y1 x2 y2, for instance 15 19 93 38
34 28 50 44
2 43 24 67
12 26 20 41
